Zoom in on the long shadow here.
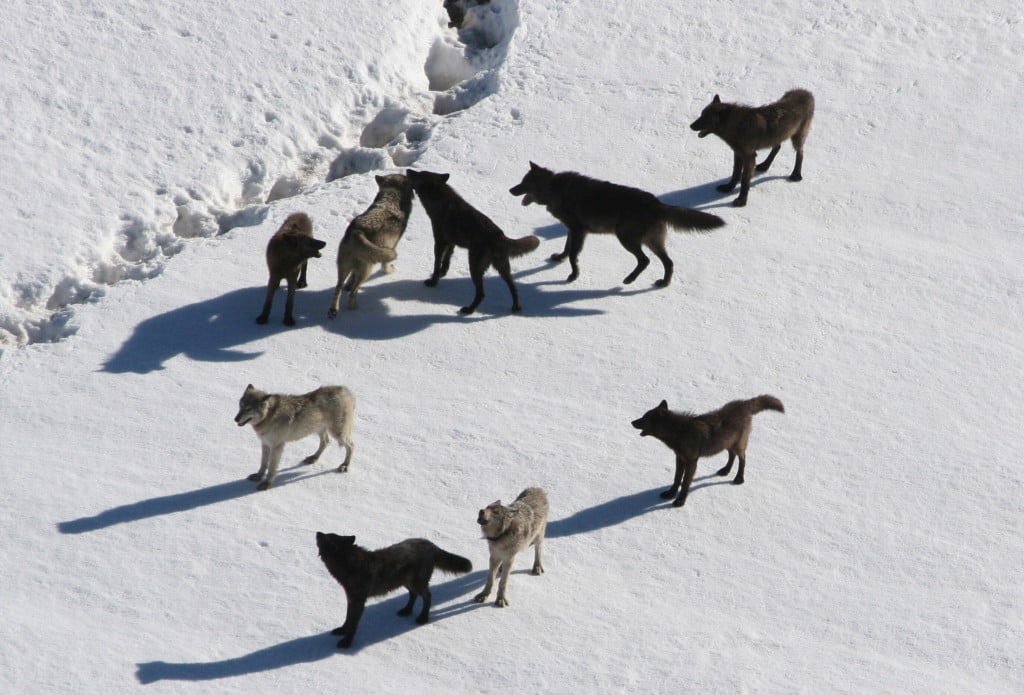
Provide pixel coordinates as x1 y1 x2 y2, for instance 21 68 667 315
135 572 485 683
56 464 330 534
662 174 792 211
546 487 667 538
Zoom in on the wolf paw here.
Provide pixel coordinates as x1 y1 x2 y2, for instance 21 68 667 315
659 489 676 500
247 473 264 482
336 636 353 649
397 606 412 617
301 455 319 466
459 305 476 315
494 597 508 608
257 481 272 491
549 252 566 263
654 278 670 288
732 197 747 208
327 307 339 319
473 592 490 603
789 173 803 182
733 477 744 485
532 565 544 576
415 615 430 625
672 497 686 507
717 183 737 193
336 463 349 473
255 314 269 325
425 277 439 287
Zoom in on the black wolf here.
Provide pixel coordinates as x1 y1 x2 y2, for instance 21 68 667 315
509 162 724 285
631 395 785 507
406 169 540 314
255 212 327 326
689 89 814 207
316 532 472 648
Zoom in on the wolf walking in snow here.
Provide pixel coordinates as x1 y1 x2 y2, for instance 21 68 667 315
689 89 815 207
632 395 784 507
475 487 548 607
234 384 355 490
255 212 327 326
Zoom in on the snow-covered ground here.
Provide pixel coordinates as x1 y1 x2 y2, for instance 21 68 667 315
1 1 1021 692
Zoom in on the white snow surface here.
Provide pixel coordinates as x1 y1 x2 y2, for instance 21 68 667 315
1 0 1022 692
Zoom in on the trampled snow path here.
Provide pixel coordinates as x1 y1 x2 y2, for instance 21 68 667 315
0 0 517 347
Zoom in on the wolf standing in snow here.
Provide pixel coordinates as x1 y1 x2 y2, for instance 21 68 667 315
631 395 784 507
328 174 414 317
689 89 814 207
255 212 327 326
234 384 355 490
475 487 548 607
316 532 472 648
508 162 724 286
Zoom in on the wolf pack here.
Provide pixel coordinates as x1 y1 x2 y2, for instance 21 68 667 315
238 62 813 647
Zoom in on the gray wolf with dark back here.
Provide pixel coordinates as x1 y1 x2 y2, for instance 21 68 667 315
316 532 472 648
509 162 725 286
632 395 784 507
255 212 327 326
234 384 355 490
328 174 414 317
406 169 540 314
689 89 814 207
475 487 548 607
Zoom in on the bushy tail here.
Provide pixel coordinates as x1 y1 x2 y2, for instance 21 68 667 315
504 234 541 258
352 232 398 263
435 548 472 575
750 395 785 415
661 205 725 232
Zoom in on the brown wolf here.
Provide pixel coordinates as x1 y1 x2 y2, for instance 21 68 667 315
509 163 724 285
689 89 814 207
328 174 414 317
475 487 548 607
631 395 784 507
406 169 540 314
316 532 472 648
255 212 327 326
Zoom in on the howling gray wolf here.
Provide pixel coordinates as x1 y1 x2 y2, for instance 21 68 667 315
689 89 815 207
632 395 784 507
316 532 472 648
475 487 548 607
328 174 414 317
406 169 540 314
508 162 725 286
234 384 355 490
255 212 327 326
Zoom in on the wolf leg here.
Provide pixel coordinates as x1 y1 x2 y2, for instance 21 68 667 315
673 458 699 507
460 249 487 314
660 454 685 499
328 274 346 319
255 276 280 324
474 556 501 603
789 144 804 182
734 451 746 485
718 152 742 193
414 585 432 624
565 228 587 282
282 276 298 326
334 599 365 648
733 152 756 207
397 589 417 617
426 241 453 286
494 555 514 607
532 538 545 575
302 431 329 465
258 444 285 490
346 264 374 310
756 145 781 173
336 436 354 472
493 255 522 312
617 229 651 285
297 260 309 289
248 443 271 482
647 236 674 288
715 451 735 477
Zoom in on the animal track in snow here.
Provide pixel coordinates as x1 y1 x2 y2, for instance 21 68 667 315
6 0 518 347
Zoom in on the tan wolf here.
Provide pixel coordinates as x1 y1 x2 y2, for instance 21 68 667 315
328 174 414 317
631 395 784 507
475 487 548 607
689 88 815 207
234 384 355 490
255 212 327 326
407 169 540 314
316 532 472 648
509 163 724 285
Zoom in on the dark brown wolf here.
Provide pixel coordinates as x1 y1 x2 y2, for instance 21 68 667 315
316 532 472 648
508 163 724 286
328 174 414 317
631 395 785 507
689 88 814 207
406 169 540 314
255 212 327 326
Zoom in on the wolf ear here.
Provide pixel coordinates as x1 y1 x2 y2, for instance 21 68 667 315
658 400 668 410
712 94 721 104
375 174 385 184
440 172 450 183
529 161 540 171
245 384 255 392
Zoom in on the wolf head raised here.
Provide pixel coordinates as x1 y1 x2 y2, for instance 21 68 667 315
508 161 554 206
631 400 670 437
234 384 271 427
689 95 726 138
477 500 510 539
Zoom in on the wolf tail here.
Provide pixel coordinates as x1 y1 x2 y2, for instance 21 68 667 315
750 395 785 415
504 234 541 258
434 548 473 575
661 205 725 232
353 232 398 263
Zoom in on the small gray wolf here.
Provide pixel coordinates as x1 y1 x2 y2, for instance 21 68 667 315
406 169 540 314
632 395 784 507
509 162 725 285
689 89 814 207
255 212 327 326
234 384 355 490
443 0 491 29
316 532 472 648
475 487 548 607
328 174 414 317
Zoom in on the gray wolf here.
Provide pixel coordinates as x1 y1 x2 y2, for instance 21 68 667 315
689 89 814 207
632 395 784 507
234 384 355 490
475 487 548 607
443 0 490 29
316 532 472 648
407 169 540 314
328 174 414 317
255 212 327 326
508 162 724 285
